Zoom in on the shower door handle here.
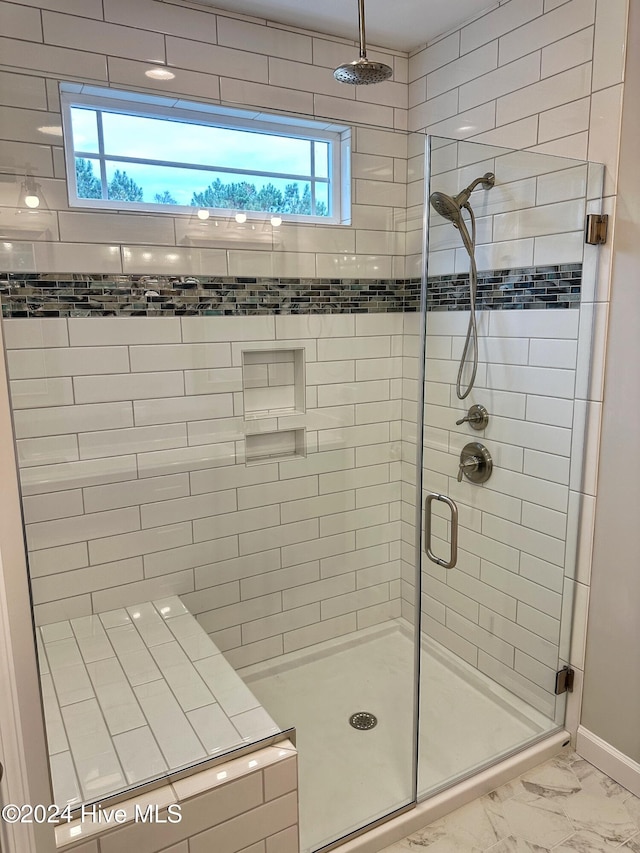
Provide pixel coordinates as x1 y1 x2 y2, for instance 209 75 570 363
424 493 458 569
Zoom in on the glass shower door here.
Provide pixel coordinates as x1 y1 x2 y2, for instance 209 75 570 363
417 135 604 797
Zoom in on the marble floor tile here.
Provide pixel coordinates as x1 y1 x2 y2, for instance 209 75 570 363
383 749 640 853
562 791 638 844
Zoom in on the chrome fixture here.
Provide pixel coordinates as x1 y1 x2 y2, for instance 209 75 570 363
457 442 493 484
456 403 489 430
429 173 495 400
424 493 458 569
334 0 393 85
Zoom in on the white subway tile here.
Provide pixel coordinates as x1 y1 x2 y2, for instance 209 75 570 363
32 558 143 604
523 449 571 484
238 476 317 511
460 53 540 112
23 489 84 524
17 434 78 468
284 613 356 653
588 84 624 196
29 542 88 578
43 10 164 60
241 561 319 601
145 536 238 579
13 401 133 439
10 378 73 409
130 343 232 373
92 571 194 613
190 461 278 495
522 502 567 540
592 0 628 91
243 604 320 645
20 455 137 496
496 63 592 125
428 42 498 100
218 16 310 61
493 199 585 241
7 346 130 380
489 309 579 338
538 96 590 144
123 246 229 277
27 506 140 552
141 490 237 529
483 513 565 566
3 318 68 350
167 35 268 83
499 0 596 66
239 518 318 557
220 76 313 114
104 0 218 42
68 318 181 347
193 505 280 545
134 394 234 426
134 679 206 767
74 372 184 404
541 27 594 78
59 211 173 246
88 523 192 565
183 315 275 343
0 36 107 81
79 424 186 460
478 604 558 665
533 232 584 265
461 0 544 54
61 699 126 799
317 380 390 407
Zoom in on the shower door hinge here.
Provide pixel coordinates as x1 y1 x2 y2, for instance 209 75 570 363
555 666 575 695
585 213 608 245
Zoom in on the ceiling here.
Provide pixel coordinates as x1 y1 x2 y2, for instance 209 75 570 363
187 0 496 52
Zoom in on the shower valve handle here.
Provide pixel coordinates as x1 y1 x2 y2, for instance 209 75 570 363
456 404 489 430
457 456 480 482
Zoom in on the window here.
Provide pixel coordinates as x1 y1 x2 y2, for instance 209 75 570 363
61 85 350 224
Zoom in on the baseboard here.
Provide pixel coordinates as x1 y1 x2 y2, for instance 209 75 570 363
576 726 640 798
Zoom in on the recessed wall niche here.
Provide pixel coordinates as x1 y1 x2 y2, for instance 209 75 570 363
245 428 306 465
241 348 305 420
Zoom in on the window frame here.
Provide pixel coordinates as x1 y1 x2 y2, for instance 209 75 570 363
60 85 350 226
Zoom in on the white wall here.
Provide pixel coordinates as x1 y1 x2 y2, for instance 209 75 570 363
0 0 409 280
406 0 627 723
5 314 406 669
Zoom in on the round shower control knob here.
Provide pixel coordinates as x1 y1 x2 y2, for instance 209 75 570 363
458 442 493 484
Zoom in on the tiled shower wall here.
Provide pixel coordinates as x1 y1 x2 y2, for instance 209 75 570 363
404 0 625 721
0 0 410 280
6 313 406 669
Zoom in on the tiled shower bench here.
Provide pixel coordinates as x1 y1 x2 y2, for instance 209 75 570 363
36 595 283 807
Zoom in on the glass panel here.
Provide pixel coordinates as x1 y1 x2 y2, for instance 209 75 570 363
100 111 313 175
418 134 604 798
3 123 422 852
314 140 329 178
75 157 102 199
70 107 99 153
313 181 330 216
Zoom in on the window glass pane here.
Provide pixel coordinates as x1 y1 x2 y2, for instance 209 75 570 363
314 141 329 179
314 182 330 217
71 108 99 154
101 112 312 176
102 161 315 214
75 157 102 199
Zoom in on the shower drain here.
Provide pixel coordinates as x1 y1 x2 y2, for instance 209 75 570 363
349 711 377 730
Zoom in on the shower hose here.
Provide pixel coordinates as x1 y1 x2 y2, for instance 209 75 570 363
455 203 479 400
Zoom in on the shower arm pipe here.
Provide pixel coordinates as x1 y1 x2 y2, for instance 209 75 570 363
357 0 367 58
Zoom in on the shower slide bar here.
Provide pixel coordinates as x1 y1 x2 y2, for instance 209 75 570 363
424 493 459 569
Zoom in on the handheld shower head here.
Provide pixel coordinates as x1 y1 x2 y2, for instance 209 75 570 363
429 191 464 226
429 172 495 223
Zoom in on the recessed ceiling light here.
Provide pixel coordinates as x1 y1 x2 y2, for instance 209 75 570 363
145 67 176 81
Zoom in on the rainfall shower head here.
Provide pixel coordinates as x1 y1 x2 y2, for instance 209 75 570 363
429 172 496 225
334 0 393 85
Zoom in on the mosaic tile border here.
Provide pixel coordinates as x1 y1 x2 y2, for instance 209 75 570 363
0 264 580 317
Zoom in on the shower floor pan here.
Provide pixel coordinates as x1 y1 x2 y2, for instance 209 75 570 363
37 595 279 807
242 621 552 853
